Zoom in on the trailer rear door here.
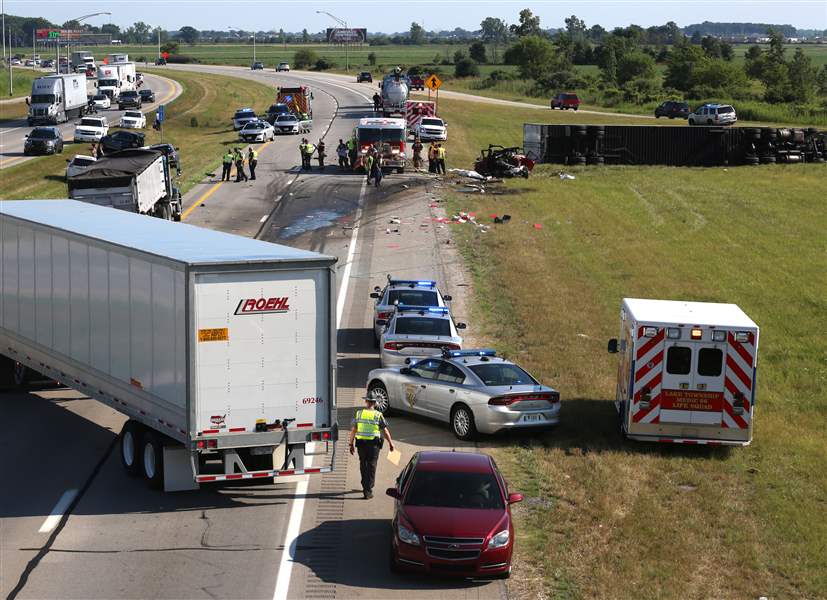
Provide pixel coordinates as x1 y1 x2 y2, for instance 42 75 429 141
660 340 725 425
192 268 331 434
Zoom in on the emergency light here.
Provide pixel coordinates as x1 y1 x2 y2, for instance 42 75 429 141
735 332 750 342
713 330 727 342
666 327 681 339
691 328 703 340
444 349 496 358
387 278 436 288
643 326 658 337
396 304 449 315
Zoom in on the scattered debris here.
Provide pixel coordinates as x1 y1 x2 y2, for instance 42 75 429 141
559 171 576 180
533 223 543 230
493 214 511 224
448 168 488 181
474 145 535 179
389 217 401 224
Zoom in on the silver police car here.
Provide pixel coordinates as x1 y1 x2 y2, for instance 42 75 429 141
379 305 465 368
366 349 561 440
370 277 451 346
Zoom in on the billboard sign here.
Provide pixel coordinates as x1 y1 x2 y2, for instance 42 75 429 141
36 29 111 44
326 28 367 44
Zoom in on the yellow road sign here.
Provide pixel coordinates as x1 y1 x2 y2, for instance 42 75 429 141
425 74 442 90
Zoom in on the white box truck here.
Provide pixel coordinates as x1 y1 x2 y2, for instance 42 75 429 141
0 200 338 491
70 50 96 73
27 74 88 125
608 298 759 446
67 149 183 221
96 62 136 99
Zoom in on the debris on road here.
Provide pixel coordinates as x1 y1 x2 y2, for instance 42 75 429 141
559 172 576 180
493 214 511 224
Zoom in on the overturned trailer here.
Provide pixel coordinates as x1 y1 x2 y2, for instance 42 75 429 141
524 124 826 167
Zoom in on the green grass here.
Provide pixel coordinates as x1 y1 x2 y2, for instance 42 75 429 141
0 68 276 201
0 66 40 100
437 97 827 598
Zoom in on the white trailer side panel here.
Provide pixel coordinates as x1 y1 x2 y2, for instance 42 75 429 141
193 269 331 433
70 186 139 212
134 158 167 214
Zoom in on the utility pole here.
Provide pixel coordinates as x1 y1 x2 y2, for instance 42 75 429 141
316 11 349 72
157 27 161 60
2 0 7 64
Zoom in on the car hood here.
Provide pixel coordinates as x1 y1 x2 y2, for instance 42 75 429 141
403 506 505 539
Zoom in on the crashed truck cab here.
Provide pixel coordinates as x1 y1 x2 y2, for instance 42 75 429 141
353 117 407 173
608 298 759 446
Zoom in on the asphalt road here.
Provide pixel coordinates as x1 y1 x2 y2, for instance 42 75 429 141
0 72 183 170
1 65 506 599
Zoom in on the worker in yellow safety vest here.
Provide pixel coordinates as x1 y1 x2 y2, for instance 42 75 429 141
247 147 258 180
436 143 447 175
349 395 395 499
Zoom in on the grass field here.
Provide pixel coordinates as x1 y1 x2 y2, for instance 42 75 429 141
0 68 275 201
436 97 827 598
0 67 40 100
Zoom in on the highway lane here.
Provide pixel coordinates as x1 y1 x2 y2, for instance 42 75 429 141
1 65 505 600
0 73 183 170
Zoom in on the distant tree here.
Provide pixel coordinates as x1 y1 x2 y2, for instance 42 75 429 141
178 26 200 45
314 57 332 71
432 53 442 65
132 21 152 44
564 15 587 40
510 9 542 38
616 51 655 85
409 22 426 45
160 41 179 56
720 41 734 61
503 35 556 79
588 24 607 42
744 45 765 78
368 52 377 66
453 49 467 65
100 23 121 37
788 48 818 103
817 65 827 96
480 17 509 62
469 40 488 63
302 29 310 44
293 48 318 69
690 30 702 44
455 58 480 77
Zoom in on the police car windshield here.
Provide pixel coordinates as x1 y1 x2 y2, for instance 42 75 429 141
235 110 255 118
394 317 450 337
357 129 405 143
405 471 503 509
243 122 264 129
387 290 438 307
470 363 537 387
277 115 297 122
80 118 102 126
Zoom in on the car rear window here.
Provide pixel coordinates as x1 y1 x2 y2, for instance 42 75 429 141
31 129 57 139
420 119 443 127
235 110 255 118
387 290 438 306
394 317 451 337
405 470 503 509
125 111 141 118
469 363 536 386
563 94 578 100
93 94 106 100
718 106 734 114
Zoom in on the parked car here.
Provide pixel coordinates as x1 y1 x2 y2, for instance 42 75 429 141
239 120 276 142
251 61 264 70
277 62 290 72
73 116 109 143
550 92 580 110
387 451 523 578
65 155 97 179
266 103 291 124
357 71 373 83
688 103 737 126
378 305 465 369
155 57 167 65
91 93 111 109
232 107 258 130
149 143 181 170
41 59 55 68
138 89 155 103
100 130 145 154
272 113 301 135
367 348 560 440
412 117 448 142
118 90 143 109
408 74 425 91
654 100 690 119
370 278 451 345
23 127 64 156
119 110 146 129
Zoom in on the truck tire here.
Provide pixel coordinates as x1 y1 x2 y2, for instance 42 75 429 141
120 421 143 476
141 430 164 488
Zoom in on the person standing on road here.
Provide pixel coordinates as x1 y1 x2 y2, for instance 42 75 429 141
234 148 248 182
299 138 309 170
221 149 233 181
247 146 258 180
347 137 356 170
304 140 316 171
427 142 437 173
371 156 384 188
364 152 374 184
372 92 381 113
349 395 394 499
436 143 447 175
337 139 348 170
412 138 423 170
316 140 326 171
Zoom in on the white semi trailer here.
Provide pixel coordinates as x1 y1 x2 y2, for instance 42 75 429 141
96 62 136 99
0 200 338 491
27 74 88 125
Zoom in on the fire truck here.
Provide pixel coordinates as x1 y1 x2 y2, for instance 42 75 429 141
353 117 407 173
608 298 759 446
276 86 313 118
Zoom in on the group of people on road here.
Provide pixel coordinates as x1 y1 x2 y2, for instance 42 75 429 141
299 138 327 171
221 147 258 182
410 139 446 174
362 144 385 187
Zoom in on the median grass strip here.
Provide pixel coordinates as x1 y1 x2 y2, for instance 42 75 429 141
0 68 276 200
438 99 827 598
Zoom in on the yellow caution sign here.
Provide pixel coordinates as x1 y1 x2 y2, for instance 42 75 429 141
198 328 229 342
425 74 442 91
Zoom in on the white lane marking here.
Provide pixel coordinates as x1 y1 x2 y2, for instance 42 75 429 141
286 178 294 185
259 214 269 223
38 489 78 533
273 179 367 600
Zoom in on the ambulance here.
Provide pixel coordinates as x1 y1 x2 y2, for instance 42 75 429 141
608 298 759 446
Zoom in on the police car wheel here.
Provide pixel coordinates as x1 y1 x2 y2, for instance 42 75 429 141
368 383 390 414
451 405 476 441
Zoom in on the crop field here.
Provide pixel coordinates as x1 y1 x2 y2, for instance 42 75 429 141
437 96 827 598
0 67 41 100
0 68 275 201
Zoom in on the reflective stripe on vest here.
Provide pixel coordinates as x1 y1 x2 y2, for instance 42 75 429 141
355 408 381 440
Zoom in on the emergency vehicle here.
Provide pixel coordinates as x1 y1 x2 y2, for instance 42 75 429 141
276 86 313 118
405 100 436 132
353 117 407 173
608 298 759 446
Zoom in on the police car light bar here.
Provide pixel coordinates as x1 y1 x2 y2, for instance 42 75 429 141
395 304 449 314
444 349 497 358
386 276 437 288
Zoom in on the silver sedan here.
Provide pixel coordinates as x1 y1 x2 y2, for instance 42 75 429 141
365 350 561 440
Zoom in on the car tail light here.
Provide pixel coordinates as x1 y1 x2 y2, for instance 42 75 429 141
377 311 393 320
310 431 332 441
196 439 218 449
489 393 557 406
384 342 401 350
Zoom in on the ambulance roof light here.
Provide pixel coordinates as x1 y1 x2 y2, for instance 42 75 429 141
735 332 750 342
691 328 703 340
712 330 726 342
666 328 681 339
643 326 658 338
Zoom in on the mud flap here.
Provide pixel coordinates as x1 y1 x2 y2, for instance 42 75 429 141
163 446 199 492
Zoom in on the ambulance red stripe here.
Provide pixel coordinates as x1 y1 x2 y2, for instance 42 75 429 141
634 352 663 383
724 377 751 412
636 328 665 360
728 334 754 367
725 355 752 389
632 393 661 423
721 398 748 429
634 372 662 402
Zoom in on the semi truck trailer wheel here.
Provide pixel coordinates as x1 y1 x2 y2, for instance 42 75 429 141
120 421 142 476
141 430 165 488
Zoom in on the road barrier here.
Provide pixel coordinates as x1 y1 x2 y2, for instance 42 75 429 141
524 124 826 167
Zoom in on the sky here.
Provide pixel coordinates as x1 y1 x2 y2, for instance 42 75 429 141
8 1 827 33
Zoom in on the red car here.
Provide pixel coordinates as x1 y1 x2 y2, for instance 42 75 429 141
550 92 580 111
408 75 425 91
387 451 523 578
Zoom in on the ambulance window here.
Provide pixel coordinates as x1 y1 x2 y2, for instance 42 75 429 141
666 346 691 375
697 348 723 377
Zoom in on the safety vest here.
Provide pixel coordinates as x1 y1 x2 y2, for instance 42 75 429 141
437 146 446 159
347 139 355 150
305 144 316 154
223 153 233 164
355 408 381 440
249 150 258 161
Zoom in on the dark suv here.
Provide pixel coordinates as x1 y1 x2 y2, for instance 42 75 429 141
654 100 689 119
24 127 64 156
357 71 373 83
118 90 142 109
100 130 145 154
